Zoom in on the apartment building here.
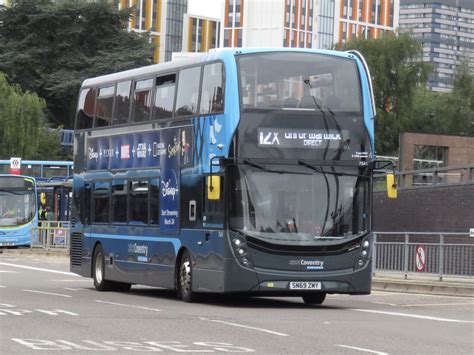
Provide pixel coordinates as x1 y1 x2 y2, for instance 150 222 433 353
182 0 399 52
399 0 474 92
116 0 187 63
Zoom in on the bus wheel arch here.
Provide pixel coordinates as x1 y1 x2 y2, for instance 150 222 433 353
175 248 197 302
92 242 114 291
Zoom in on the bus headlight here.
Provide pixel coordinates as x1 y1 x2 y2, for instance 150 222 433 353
363 240 370 248
361 249 368 257
230 234 253 268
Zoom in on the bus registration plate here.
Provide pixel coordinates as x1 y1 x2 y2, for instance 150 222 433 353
289 281 321 290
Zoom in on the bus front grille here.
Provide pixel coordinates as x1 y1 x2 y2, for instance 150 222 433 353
70 233 82 268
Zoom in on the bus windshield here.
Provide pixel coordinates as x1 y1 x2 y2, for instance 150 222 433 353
238 52 362 112
0 178 36 227
229 165 369 244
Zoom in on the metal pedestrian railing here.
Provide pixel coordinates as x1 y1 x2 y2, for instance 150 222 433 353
32 221 70 251
373 232 474 280
374 165 474 191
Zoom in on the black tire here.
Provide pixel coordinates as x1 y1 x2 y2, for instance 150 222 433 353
92 244 114 291
178 251 197 303
302 293 326 305
115 282 132 292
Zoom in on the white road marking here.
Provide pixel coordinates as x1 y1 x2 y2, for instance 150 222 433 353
0 270 18 273
0 286 6 288
0 262 79 276
371 291 474 300
199 317 289 337
336 344 389 354
23 289 72 298
350 308 474 323
35 309 78 316
51 279 91 282
400 302 474 308
95 300 162 312
63 287 87 291
329 296 399 307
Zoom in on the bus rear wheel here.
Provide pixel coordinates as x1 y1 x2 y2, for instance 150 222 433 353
178 251 197 303
93 244 115 291
302 293 326 305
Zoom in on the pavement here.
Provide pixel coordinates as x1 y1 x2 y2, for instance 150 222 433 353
2 247 473 297
373 272 474 297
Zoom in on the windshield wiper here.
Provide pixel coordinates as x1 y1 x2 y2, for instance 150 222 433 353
243 159 268 172
0 189 23 195
298 160 368 178
243 159 310 175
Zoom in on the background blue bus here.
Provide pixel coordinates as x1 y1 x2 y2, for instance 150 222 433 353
71 48 383 304
0 175 38 247
0 160 73 180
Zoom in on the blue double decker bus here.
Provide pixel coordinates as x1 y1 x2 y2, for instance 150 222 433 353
71 48 390 304
0 175 38 247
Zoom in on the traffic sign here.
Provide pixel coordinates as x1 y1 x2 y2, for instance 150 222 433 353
415 245 426 272
10 157 21 175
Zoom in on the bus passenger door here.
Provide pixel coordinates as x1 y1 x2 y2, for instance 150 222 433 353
195 176 226 292
81 182 92 252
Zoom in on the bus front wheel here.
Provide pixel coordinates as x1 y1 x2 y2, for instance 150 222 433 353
178 251 197 302
93 244 114 292
302 293 326 305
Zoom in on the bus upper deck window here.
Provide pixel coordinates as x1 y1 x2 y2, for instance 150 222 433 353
114 80 132 125
154 74 176 120
75 88 96 130
132 78 153 123
175 66 201 117
200 63 224 115
95 85 115 128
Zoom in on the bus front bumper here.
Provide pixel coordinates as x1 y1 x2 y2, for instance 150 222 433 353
221 258 372 295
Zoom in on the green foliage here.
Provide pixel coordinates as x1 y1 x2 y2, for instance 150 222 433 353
340 34 433 155
443 58 474 135
0 72 63 160
0 0 154 128
404 59 474 137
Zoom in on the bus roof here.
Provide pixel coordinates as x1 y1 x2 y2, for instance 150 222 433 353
0 174 36 182
0 160 73 167
81 48 358 89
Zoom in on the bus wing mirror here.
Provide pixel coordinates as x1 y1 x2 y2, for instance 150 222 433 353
386 173 397 199
207 176 221 200
40 192 47 205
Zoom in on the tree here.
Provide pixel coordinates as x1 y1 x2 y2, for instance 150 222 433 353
0 72 63 160
0 0 154 128
438 58 474 136
339 34 433 155
403 59 474 137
